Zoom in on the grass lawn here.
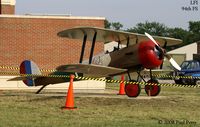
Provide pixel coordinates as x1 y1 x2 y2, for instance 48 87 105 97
0 84 199 127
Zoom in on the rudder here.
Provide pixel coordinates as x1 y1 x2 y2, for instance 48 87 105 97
20 60 41 86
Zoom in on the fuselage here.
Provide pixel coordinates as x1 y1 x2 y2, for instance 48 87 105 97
91 40 163 72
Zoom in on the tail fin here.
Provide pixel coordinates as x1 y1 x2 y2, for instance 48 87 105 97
20 60 41 86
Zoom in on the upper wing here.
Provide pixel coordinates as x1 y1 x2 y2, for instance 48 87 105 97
57 26 183 47
56 64 127 77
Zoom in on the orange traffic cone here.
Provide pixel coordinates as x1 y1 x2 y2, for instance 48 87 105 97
62 75 77 110
118 75 126 95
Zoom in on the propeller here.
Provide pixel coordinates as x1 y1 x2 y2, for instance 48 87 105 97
145 32 181 71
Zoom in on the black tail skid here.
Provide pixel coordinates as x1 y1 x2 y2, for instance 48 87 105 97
36 85 48 94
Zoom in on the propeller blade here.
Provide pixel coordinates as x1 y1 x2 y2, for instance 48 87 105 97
165 54 181 71
145 32 159 46
145 32 181 70
145 32 164 59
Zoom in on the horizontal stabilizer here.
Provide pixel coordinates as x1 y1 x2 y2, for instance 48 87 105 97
8 76 39 81
56 64 127 77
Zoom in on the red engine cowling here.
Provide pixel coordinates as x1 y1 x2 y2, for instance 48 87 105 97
138 41 163 69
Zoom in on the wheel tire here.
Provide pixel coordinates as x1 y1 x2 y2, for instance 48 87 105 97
145 79 161 96
125 82 141 97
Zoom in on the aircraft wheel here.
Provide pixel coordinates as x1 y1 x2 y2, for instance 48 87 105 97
125 81 141 97
145 79 161 96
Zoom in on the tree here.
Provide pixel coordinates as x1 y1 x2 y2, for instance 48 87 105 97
104 19 123 30
126 21 169 36
168 27 191 43
168 21 200 46
165 27 191 50
104 19 111 29
189 21 200 33
188 21 200 42
111 22 123 30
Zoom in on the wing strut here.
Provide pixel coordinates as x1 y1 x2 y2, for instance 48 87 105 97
117 40 121 50
89 32 97 64
163 40 167 48
79 34 87 63
126 36 130 47
136 36 138 44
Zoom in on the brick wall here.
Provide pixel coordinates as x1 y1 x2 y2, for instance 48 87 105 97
0 15 105 72
1 5 15 14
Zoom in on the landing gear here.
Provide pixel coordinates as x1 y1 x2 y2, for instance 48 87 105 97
144 79 161 96
143 69 161 96
125 69 161 97
125 81 141 97
124 72 142 97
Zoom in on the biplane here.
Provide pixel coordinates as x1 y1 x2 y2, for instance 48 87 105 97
9 27 182 97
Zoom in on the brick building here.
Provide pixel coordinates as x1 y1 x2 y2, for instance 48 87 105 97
0 0 106 90
0 0 105 72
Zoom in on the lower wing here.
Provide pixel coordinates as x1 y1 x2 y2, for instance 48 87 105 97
8 64 127 85
56 64 127 77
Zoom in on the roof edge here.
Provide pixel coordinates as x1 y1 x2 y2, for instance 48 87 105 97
0 14 106 20
1 0 16 5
